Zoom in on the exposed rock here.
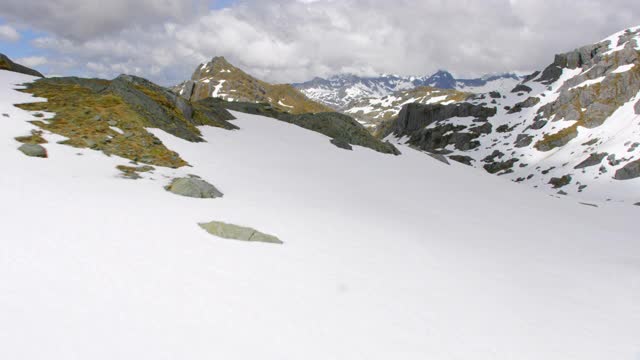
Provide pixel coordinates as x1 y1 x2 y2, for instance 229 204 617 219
18 144 47 158
483 158 518 174
514 134 533 148
535 125 579 152
223 101 398 155
469 122 492 134
198 221 283 244
482 150 504 163
582 138 599 146
507 96 540 114
614 159 640 180
489 91 502 99
511 84 532 93
166 177 223 198
549 175 572 188
117 165 154 180
449 155 474 166
574 152 608 169
0 53 44 77
330 138 353 151
628 142 640 152
635 99 640 115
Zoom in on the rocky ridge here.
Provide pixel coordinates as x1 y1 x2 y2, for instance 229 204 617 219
385 26 640 204
173 57 331 114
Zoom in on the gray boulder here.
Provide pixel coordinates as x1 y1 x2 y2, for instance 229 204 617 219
18 144 47 158
635 99 640 115
198 221 283 244
166 177 223 198
614 159 640 180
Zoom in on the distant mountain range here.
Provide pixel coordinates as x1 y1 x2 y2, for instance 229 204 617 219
292 71 522 110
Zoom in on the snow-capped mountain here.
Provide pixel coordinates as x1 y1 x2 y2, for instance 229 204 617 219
2 62 640 360
173 56 331 114
383 26 640 205
293 70 521 110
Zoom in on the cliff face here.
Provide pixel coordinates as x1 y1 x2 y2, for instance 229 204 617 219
0 53 44 78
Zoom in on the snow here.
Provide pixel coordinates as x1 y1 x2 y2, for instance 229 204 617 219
1 70 640 359
277 100 294 109
211 79 226 98
109 126 124 135
612 64 635 74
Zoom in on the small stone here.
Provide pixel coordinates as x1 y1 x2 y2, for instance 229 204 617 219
107 120 118 126
2 113 9 117
18 144 47 158
92 115 102 121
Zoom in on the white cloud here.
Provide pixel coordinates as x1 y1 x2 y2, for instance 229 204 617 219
0 24 20 42
6 0 640 85
15 56 47 67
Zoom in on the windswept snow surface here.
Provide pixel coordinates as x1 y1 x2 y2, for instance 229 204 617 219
1 70 640 360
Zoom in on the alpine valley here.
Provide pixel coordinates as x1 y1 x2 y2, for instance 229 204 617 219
1 21 640 360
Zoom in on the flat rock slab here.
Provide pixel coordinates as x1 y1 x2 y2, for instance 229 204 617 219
166 177 223 198
18 144 47 158
198 221 283 244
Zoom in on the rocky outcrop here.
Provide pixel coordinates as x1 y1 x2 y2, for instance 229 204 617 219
198 221 283 244
511 84 532 93
384 103 496 154
221 100 399 155
173 56 331 114
166 176 224 199
18 144 47 158
614 159 640 180
536 42 608 85
549 175 572 188
0 53 44 77
507 97 540 114
574 152 608 169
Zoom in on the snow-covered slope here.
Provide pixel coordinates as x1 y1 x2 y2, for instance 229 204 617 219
293 71 521 111
2 70 640 360
386 26 640 204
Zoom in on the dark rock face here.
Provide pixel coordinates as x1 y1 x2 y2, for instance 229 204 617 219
489 91 502 99
507 96 540 114
614 159 640 180
515 134 533 148
387 103 496 154
0 53 44 78
549 175 572 188
483 158 519 174
482 150 504 163
635 99 640 115
449 155 474 166
427 153 450 165
330 138 353 150
391 103 496 138
511 84 532 93
574 152 608 169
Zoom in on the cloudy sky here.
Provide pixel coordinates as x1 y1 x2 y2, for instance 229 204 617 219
0 0 639 85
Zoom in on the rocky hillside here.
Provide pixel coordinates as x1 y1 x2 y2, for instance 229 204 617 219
173 57 331 114
344 86 470 128
293 71 520 111
0 53 44 78
384 26 640 204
